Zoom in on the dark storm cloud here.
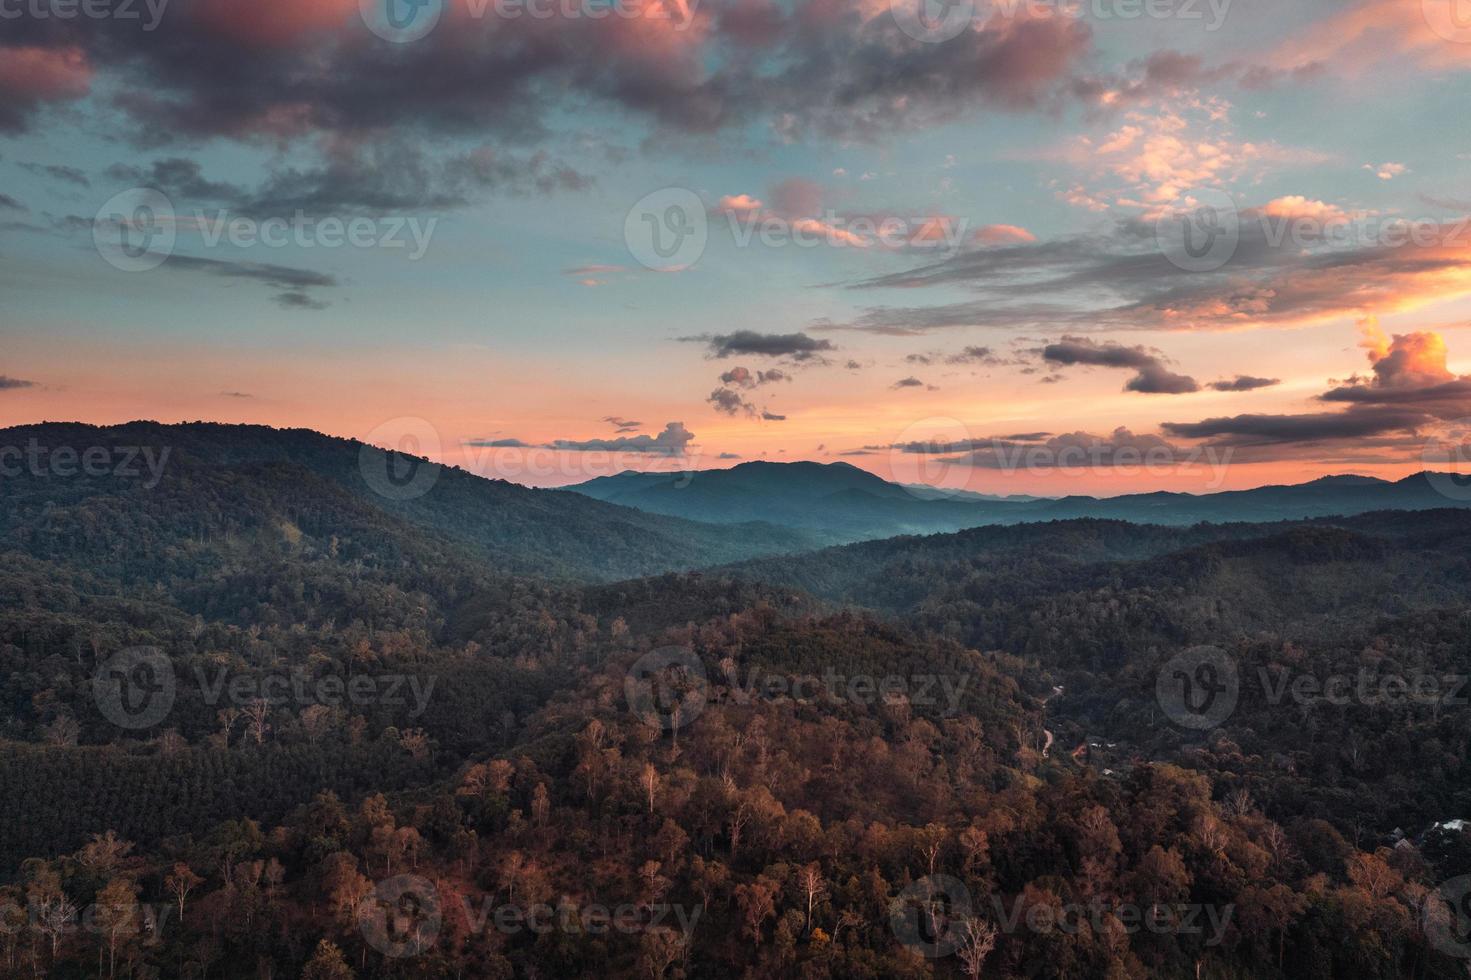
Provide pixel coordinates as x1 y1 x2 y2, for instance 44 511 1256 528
819 215 1471 337
104 144 592 217
1043 337 1199 394
686 330 835 361
104 157 245 201
549 422 696 455
0 0 1095 151
273 290 330 310
159 254 337 307
1161 409 1428 445
163 254 337 290
1209 375 1281 392
708 387 757 417
20 162 90 187
464 438 533 448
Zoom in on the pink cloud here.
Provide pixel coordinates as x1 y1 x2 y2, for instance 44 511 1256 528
972 224 1037 245
1258 196 1348 223
717 194 763 215
1268 0 1471 74
195 0 358 46
0 46 92 102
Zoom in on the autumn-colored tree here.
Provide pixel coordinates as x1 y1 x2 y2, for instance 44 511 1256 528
301 939 356 980
165 862 205 923
955 918 997 977
735 877 779 949
94 877 139 980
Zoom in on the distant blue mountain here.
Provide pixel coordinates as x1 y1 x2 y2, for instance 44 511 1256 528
568 462 1471 542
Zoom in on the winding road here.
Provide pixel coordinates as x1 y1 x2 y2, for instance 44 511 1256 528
1040 685 1063 758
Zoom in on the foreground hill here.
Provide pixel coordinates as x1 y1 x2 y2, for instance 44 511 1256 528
570 461 1471 541
3 428 1471 980
721 508 1471 649
0 421 821 582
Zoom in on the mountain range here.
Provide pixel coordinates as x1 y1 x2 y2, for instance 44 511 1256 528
570 460 1471 541
5 421 1471 979
0 422 822 583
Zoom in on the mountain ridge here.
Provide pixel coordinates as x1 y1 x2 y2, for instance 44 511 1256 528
568 458 1471 541
0 420 825 582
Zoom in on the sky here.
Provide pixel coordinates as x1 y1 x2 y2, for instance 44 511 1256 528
2 0 1471 495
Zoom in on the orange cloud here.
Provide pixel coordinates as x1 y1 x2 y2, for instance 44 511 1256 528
717 194 763 215
1366 331 1455 388
972 224 1037 245
1259 196 1348 223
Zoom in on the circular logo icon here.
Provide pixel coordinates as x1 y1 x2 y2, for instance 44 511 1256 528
889 417 976 500
1156 646 1238 730
1426 875 1471 958
624 646 709 732
93 188 176 273
1422 420 1471 502
1155 188 1239 273
358 875 442 958
93 647 176 730
359 0 443 42
1424 0 1471 44
624 187 707 271
889 874 973 958
891 0 973 43
358 417 442 501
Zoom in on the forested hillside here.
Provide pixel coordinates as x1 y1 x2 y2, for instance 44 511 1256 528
2 426 1470 979
0 422 820 583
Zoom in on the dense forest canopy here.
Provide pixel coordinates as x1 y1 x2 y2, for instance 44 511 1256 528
2 423 1470 979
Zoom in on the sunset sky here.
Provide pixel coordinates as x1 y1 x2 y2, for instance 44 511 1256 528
3 0 1471 494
